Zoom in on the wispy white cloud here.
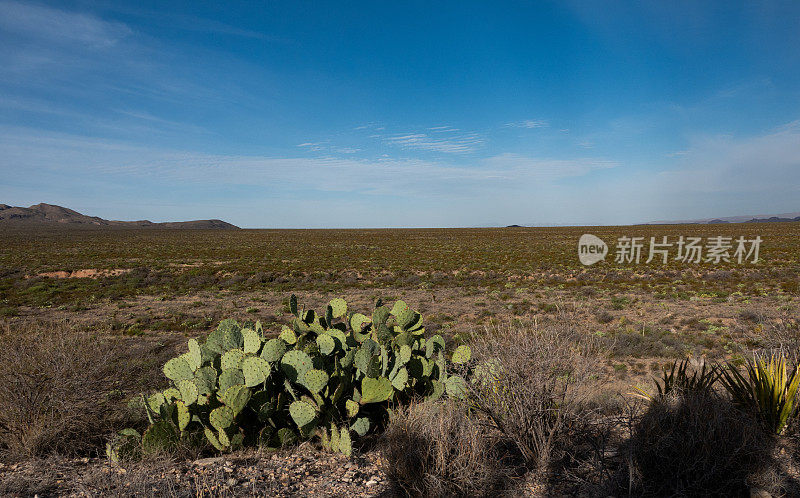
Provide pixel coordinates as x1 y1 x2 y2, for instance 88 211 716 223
0 0 131 47
297 141 360 154
383 130 484 153
0 126 612 197
506 119 549 129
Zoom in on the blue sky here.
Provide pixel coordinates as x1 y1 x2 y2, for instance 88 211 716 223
1 1 799 227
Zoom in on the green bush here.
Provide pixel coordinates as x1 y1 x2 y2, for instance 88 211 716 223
719 352 800 434
111 295 468 459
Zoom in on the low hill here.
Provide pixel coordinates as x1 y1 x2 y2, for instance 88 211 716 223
0 203 239 229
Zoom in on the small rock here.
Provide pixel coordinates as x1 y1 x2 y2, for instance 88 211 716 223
365 480 378 487
194 457 224 466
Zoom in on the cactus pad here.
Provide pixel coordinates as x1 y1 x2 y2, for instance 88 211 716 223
316 333 336 356
301 368 329 393
350 313 370 333
147 392 167 413
339 427 352 457
360 376 393 404
218 368 245 393
194 366 217 395
221 348 244 370
177 379 198 405
372 305 390 325
219 319 243 351
260 338 287 362
279 326 297 345
425 334 445 358
340 348 355 369
209 406 235 431
345 399 360 418
389 300 408 316
391 367 409 391
350 417 370 437
289 400 316 427
427 379 445 402
354 348 371 375
204 426 226 451
163 357 193 381
176 400 190 431
445 375 468 399
329 298 347 318
242 328 261 355
242 356 269 387
221 384 251 415
398 344 412 365
281 350 313 382
330 424 340 451
186 339 202 370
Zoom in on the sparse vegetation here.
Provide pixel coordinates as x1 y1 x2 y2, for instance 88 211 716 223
1 223 799 495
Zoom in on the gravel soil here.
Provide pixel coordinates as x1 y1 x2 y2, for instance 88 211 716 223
0 447 390 497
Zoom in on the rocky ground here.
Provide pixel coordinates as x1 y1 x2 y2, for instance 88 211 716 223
0 447 389 497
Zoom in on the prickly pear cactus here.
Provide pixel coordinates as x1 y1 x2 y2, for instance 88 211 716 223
125 295 468 459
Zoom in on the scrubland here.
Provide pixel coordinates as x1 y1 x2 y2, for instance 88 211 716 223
0 223 798 496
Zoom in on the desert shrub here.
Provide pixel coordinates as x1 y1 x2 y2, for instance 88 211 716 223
608 329 684 358
120 296 468 458
627 391 775 496
464 320 600 476
381 400 512 497
633 358 719 400
0 320 163 461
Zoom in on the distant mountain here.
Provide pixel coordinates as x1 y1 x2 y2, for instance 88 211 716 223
0 203 239 229
648 212 800 225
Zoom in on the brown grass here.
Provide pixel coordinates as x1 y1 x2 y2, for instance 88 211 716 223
380 399 514 497
465 318 600 476
0 319 167 461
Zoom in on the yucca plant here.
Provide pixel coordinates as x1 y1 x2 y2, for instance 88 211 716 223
719 353 800 434
633 358 718 400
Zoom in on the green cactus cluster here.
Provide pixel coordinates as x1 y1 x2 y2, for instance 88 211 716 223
119 296 470 457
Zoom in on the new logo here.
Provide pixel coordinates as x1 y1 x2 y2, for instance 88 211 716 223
578 234 608 266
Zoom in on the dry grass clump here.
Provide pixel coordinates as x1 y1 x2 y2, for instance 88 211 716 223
466 319 600 476
382 317 608 495
0 319 165 461
626 391 776 496
381 399 513 497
